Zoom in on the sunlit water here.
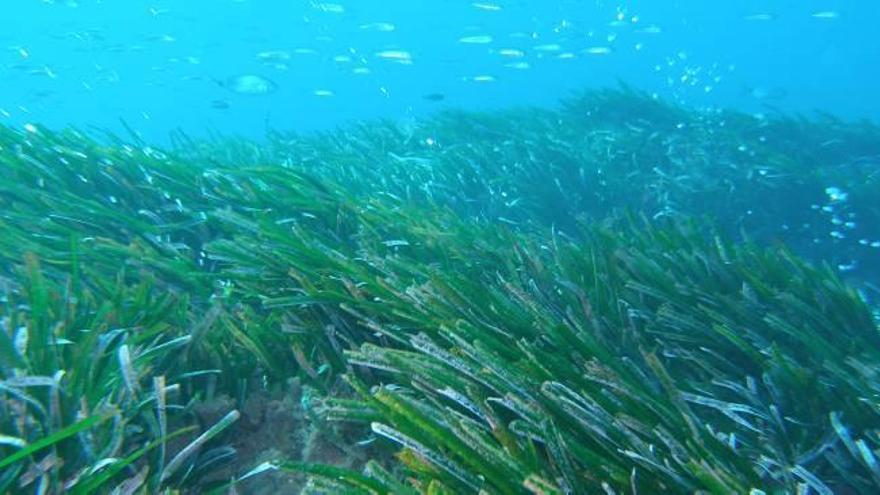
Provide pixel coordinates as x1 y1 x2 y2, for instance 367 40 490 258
2 0 878 143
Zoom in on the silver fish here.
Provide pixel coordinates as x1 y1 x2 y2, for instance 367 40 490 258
221 74 278 95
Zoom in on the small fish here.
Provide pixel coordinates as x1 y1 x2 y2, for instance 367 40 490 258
256 50 291 62
811 11 840 19
459 35 493 44
27 66 58 78
219 74 278 95
583 46 612 55
533 43 561 52
825 186 848 202
744 86 787 101
359 22 396 32
422 93 446 101
375 50 413 62
497 48 525 57
743 13 777 22
472 2 501 11
313 2 345 13
382 239 410 247
636 25 663 34
211 99 230 110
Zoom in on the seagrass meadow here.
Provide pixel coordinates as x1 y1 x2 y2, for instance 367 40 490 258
1 90 880 494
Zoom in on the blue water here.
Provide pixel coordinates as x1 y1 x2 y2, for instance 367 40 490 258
2 0 878 143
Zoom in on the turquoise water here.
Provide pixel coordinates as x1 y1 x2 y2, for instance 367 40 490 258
2 1 877 143
4 3 880 493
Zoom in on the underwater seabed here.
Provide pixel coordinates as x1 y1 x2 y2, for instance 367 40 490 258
1 87 879 494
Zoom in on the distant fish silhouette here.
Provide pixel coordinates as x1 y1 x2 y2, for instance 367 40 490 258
422 93 446 102
216 74 278 95
743 85 787 101
742 13 777 22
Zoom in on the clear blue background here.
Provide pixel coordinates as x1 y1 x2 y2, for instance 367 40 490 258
1 0 877 144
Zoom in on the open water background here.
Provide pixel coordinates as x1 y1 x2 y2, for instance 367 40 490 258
1 1 877 143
